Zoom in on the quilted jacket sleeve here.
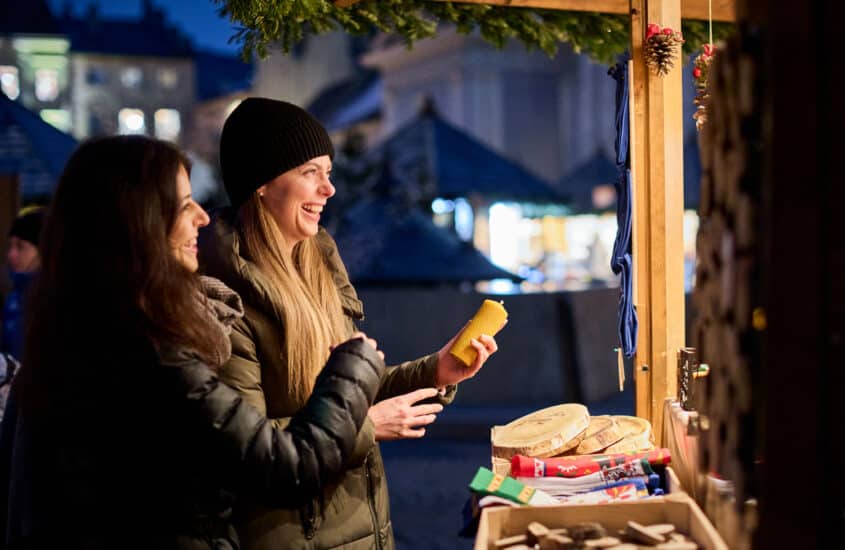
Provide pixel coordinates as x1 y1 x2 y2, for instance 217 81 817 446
376 354 457 406
222 314 376 467
166 337 384 508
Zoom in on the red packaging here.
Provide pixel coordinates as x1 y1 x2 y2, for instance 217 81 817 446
511 448 671 478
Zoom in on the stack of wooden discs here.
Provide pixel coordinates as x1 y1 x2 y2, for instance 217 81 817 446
492 404 590 460
491 406 655 474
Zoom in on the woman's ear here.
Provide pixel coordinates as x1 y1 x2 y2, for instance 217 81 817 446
257 185 266 198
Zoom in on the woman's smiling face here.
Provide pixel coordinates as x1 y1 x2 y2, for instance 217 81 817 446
257 155 335 255
169 165 209 272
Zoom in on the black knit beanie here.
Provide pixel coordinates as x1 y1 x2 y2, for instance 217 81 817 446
8 209 44 246
220 97 335 209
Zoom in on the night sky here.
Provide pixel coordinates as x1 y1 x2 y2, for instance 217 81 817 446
47 0 239 54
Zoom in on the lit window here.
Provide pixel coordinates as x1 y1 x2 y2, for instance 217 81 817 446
34 69 59 102
121 67 143 88
118 108 146 135
154 109 181 142
0 66 20 100
39 109 71 132
488 202 522 270
157 68 178 89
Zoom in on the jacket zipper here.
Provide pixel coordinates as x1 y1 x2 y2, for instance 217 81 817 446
365 455 383 550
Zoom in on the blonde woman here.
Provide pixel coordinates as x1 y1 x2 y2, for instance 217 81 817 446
200 98 500 550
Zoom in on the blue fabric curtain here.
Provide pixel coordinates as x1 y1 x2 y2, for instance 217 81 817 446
609 59 638 358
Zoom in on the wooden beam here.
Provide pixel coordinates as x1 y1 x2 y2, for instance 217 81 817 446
427 0 736 21
431 0 629 15
680 0 734 21
628 53 652 428
629 0 685 444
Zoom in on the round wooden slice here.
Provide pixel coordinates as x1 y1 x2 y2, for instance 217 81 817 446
602 416 654 454
574 416 625 455
491 404 590 459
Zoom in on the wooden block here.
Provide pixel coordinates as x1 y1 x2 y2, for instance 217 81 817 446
646 523 677 536
526 521 550 545
655 542 698 550
548 528 569 536
584 536 622 548
494 534 528 548
569 522 606 542
539 533 576 550
624 521 666 545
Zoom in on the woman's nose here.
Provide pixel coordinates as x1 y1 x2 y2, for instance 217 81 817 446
320 175 336 198
195 205 210 227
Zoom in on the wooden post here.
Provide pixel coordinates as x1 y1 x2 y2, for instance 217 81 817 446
629 0 685 443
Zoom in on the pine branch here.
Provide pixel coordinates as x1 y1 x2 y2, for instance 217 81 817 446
215 0 733 66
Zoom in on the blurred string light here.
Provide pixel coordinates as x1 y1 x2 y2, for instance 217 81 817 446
431 198 455 214
454 198 473 241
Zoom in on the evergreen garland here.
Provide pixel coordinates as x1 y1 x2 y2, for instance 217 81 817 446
215 0 732 66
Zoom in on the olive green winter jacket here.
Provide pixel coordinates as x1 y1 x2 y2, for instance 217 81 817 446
199 211 456 550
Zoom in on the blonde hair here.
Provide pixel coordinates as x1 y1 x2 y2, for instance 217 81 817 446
238 194 348 405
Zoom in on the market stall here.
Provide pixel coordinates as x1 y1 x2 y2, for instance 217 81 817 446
222 0 842 547
329 0 733 546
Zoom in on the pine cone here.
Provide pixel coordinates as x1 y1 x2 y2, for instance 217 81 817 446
645 33 682 76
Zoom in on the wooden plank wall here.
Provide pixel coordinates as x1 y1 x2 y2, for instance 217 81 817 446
743 0 845 546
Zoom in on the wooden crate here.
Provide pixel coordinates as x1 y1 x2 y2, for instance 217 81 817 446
474 493 727 550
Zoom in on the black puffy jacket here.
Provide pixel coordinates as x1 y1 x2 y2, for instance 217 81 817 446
0 337 384 549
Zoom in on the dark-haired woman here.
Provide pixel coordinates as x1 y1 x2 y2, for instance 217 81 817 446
0 135 385 549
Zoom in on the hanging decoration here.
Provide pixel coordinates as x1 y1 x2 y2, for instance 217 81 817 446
644 23 685 76
693 0 716 130
693 44 716 130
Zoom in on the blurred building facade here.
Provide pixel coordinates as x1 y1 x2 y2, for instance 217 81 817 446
0 0 253 206
1 0 700 289
58 0 196 141
0 0 71 131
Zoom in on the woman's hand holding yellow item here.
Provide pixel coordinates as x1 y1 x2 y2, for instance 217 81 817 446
434 323 502 387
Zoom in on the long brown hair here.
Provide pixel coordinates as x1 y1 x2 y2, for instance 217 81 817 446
23 136 227 395
238 194 348 405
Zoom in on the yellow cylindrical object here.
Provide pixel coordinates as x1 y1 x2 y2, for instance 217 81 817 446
449 299 508 366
